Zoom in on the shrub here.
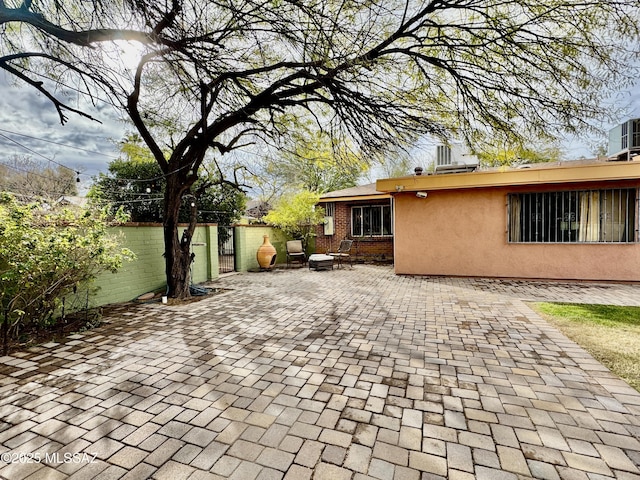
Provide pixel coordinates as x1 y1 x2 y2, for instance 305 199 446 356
0 193 134 351
263 190 325 251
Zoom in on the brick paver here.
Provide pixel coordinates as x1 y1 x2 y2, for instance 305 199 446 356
1 266 640 479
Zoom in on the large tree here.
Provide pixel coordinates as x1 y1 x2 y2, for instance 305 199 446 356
89 135 246 224
250 128 368 201
475 141 565 168
2 1 638 297
0 155 78 202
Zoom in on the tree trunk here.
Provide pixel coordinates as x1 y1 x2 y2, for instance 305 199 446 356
163 172 196 299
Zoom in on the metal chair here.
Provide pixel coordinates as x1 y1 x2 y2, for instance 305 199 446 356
329 239 353 268
286 240 306 267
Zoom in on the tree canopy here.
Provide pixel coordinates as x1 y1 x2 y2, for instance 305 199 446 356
90 135 246 225
2 0 639 296
0 155 77 202
250 128 367 200
3 1 637 143
475 141 565 168
264 190 325 250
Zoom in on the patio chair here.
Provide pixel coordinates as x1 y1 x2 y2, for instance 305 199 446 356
286 240 307 267
329 239 353 268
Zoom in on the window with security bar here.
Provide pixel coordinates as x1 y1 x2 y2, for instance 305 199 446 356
508 189 637 243
351 205 393 237
324 202 335 217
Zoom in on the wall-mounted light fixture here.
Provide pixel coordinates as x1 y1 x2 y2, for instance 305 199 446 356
416 191 428 198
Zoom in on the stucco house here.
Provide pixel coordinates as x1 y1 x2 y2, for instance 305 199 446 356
315 183 394 263
376 158 640 282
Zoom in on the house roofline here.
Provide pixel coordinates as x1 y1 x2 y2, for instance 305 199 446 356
376 160 640 193
318 193 392 202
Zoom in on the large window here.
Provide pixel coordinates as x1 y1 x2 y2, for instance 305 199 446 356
508 189 637 243
352 205 393 237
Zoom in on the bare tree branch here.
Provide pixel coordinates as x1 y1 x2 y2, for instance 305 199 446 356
0 4 153 46
0 52 102 124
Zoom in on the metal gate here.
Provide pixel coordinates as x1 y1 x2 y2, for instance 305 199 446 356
218 226 235 273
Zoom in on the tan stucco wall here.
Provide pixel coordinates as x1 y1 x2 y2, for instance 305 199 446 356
393 187 640 281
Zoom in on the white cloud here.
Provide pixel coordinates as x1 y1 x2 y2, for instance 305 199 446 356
0 73 126 181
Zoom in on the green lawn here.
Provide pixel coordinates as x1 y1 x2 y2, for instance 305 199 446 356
532 302 640 392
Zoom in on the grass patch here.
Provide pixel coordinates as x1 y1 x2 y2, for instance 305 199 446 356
531 302 640 392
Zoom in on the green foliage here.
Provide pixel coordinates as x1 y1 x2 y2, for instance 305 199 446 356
89 135 246 225
263 191 325 250
0 193 135 340
193 182 246 226
253 128 368 198
475 141 564 167
377 156 413 179
89 158 165 222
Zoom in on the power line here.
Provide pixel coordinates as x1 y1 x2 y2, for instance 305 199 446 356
0 128 119 160
0 132 160 183
98 197 164 205
0 125 217 186
0 184 77 199
0 161 74 184
0 133 82 179
94 161 196 183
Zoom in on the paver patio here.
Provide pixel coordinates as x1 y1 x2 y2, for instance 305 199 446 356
1 265 639 480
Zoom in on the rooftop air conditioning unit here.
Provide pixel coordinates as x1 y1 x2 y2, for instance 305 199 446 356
436 145 452 166
434 142 479 174
608 118 640 161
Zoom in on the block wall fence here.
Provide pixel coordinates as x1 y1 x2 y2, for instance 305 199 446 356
90 224 218 307
89 223 286 308
233 225 288 273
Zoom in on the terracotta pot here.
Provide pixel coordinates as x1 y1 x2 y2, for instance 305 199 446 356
257 235 277 269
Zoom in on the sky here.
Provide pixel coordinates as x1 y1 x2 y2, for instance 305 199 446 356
0 72 127 191
1 71 639 195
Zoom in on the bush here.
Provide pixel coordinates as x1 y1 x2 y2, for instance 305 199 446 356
263 190 325 250
0 193 134 351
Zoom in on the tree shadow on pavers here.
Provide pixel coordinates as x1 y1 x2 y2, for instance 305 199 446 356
3 266 638 480
0 269 576 399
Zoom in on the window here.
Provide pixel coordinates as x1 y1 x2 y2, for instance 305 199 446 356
508 189 637 243
352 205 393 237
632 119 640 149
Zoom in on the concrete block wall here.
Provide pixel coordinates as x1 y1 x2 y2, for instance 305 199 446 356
234 225 287 272
90 224 218 307
189 226 218 284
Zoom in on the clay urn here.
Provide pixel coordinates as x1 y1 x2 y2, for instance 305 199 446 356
256 234 277 269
